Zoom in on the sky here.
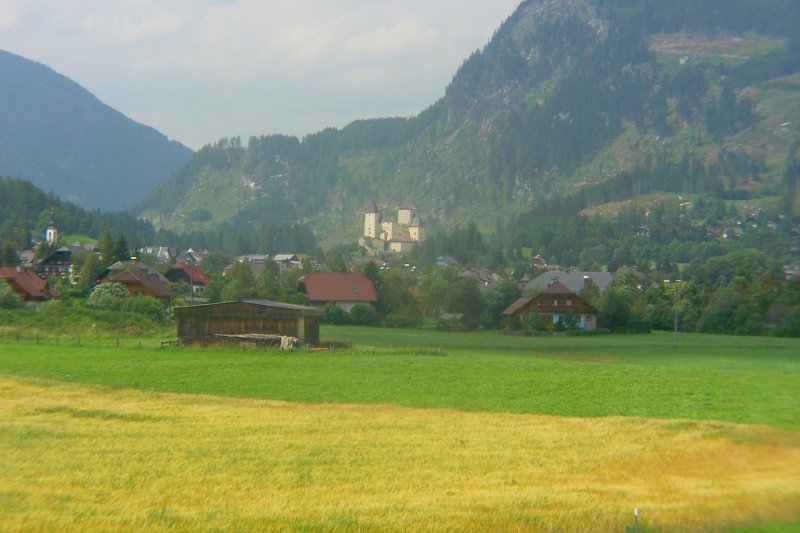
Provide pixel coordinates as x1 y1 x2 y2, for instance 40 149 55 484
0 0 521 150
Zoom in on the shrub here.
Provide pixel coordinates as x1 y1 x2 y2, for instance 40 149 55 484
0 281 23 309
349 304 379 326
323 302 347 325
86 283 129 310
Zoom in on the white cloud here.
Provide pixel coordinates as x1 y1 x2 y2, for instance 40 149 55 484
0 0 21 29
0 0 522 149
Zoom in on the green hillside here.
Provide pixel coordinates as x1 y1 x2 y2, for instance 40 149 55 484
0 50 193 210
135 0 800 247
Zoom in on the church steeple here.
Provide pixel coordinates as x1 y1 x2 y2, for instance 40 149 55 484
45 208 58 245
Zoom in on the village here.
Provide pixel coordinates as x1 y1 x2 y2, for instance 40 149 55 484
0 205 626 347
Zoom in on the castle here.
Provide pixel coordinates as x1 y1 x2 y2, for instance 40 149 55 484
359 202 426 255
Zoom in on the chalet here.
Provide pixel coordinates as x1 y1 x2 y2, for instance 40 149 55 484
503 280 597 331
273 254 303 271
0 266 59 303
98 260 169 284
35 246 72 279
140 246 175 263
107 269 171 304
165 261 209 291
175 300 323 345
297 272 377 312
526 270 613 294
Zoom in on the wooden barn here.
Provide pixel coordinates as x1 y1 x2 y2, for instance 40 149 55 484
174 299 323 346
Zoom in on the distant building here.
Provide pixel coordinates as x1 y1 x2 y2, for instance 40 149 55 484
0 266 59 303
360 202 426 255
526 270 613 294
35 246 72 279
298 272 377 312
503 280 597 331
175 300 323 346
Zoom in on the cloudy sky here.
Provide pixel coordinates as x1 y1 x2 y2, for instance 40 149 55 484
0 0 521 150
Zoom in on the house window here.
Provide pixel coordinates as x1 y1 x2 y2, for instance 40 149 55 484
353 289 360 295
567 299 572 306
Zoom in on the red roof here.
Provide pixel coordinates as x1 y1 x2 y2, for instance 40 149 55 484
109 269 171 299
501 297 534 316
541 280 575 295
299 272 378 303
167 261 209 285
0 266 58 301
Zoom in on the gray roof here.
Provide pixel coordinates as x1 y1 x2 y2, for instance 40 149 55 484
526 270 613 293
175 299 323 316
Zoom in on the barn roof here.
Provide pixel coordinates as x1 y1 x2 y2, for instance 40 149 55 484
298 272 378 303
174 299 323 316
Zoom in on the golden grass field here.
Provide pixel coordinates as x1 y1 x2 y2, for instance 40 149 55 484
2 377 799 532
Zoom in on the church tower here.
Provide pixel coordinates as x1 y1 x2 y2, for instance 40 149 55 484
45 209 58 246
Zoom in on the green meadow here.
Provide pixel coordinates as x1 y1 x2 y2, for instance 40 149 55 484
0 328 798 429
1 328 799 532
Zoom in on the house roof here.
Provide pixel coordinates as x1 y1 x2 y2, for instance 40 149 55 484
502 297 534 316
298 272 378 303
527 270 613 293
0 266 58 300
541 280 575 295
109 269 171 298
167 261 209 285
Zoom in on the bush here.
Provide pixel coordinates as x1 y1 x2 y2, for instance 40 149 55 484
121 296 166 322
86 283 129 310
0 281 23 309
349 304 379 326
323 302 347 325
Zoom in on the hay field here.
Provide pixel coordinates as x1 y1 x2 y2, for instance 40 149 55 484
2 377 799 532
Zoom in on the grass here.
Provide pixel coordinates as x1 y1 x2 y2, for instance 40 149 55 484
1 378 798 532
0 327 798 531
0 329 797 429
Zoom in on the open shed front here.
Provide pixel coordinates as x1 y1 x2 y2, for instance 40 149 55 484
174 299 323 346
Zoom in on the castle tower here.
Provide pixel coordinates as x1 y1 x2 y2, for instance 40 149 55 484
364 201 381 238
397 206 416 226
45 208 58 245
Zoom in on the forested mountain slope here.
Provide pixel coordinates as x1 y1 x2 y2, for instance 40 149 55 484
136 0 800 246
0 50 193 210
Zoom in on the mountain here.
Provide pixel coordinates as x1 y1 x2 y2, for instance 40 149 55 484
136 0 800 246
0 50 194 211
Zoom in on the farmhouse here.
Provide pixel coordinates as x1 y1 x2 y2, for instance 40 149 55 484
165 261 209 291
107 269 172 304
297 272 378 312
175 299 323 345
503 280 597 331
0 266 59 303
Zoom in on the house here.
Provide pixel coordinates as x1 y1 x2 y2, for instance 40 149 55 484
273 254 303 271
139 246 175 264
297 272 378 312
0 266 59 303
526 270 613 294
503 280 597 331
35 246 72 279
174 299 323 346
107 269 171 304
165 261 209 292
97 260 169 284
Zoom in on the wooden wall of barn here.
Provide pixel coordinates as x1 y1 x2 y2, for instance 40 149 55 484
176 302 321 345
